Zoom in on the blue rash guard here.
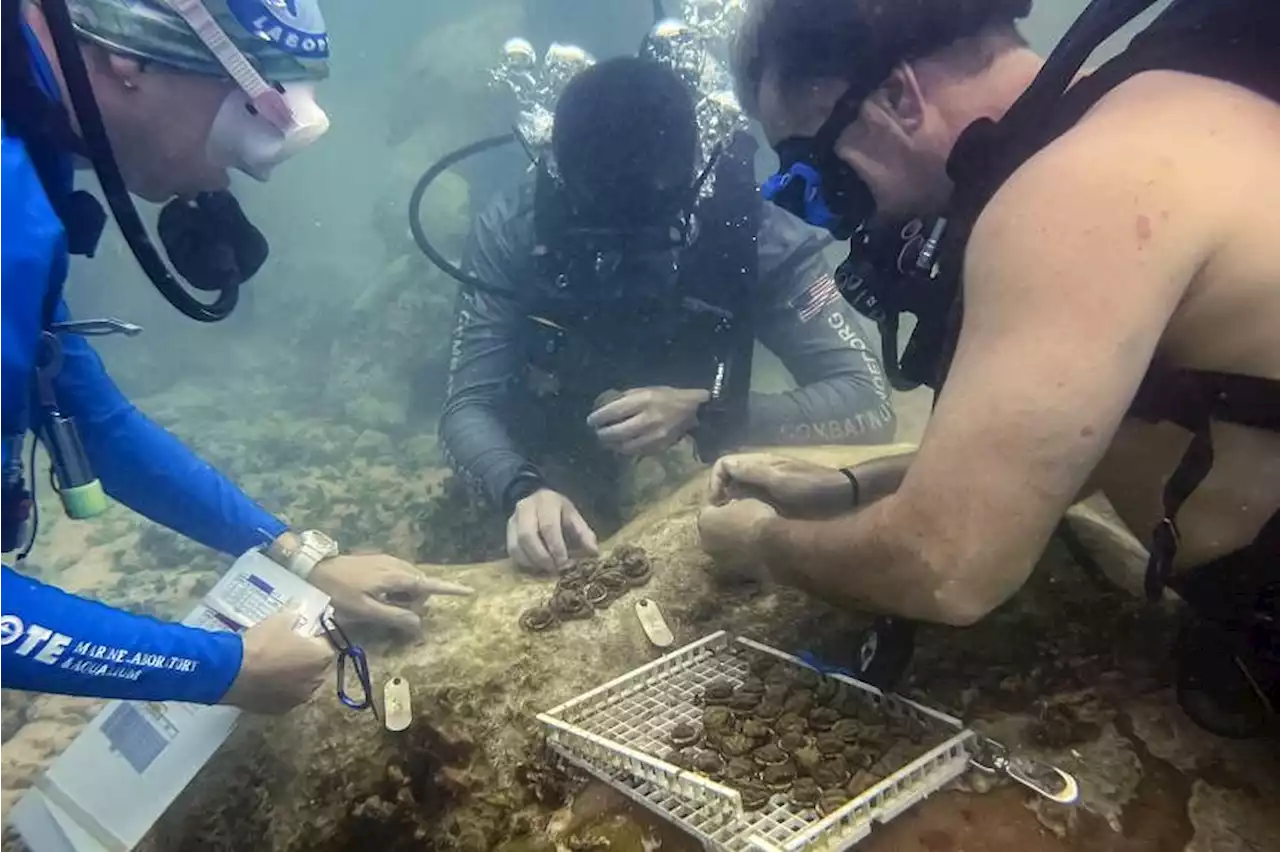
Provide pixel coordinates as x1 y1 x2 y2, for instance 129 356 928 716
0 28 286 705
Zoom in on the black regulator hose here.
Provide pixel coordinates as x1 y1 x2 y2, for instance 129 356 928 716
41 0 238 322
408 132 517 290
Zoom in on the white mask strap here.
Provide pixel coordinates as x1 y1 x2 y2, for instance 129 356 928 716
161 0 295 131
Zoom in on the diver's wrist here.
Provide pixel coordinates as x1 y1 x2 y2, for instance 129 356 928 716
502 469 547 517
264 529 339 581
264 530 301 566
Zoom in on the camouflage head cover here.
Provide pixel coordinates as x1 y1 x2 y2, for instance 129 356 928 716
54 0 329 81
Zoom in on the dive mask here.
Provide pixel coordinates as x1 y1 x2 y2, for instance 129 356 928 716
554 220 691 302
540 147 718 300
761 87 874 240
161 0 331 181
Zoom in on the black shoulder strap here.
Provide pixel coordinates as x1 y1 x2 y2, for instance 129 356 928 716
1 0 106 275
2 0 80 154
1040 0 1280 142
915 0 1172 389
3 1 112 337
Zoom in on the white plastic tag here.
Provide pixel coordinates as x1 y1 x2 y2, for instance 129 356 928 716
383 676 412 732
635 598 673 648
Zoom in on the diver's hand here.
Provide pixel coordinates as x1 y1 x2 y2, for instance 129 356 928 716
220 608 333 714
309 554 474 638
697 498 778 582
587 386 710 457
710 453 855 515
507 488 599 573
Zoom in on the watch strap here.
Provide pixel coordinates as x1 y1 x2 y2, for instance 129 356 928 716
267 530 338 581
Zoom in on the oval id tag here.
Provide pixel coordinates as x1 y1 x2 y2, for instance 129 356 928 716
383 676 412 732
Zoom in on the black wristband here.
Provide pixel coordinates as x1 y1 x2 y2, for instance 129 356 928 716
838 467 860 508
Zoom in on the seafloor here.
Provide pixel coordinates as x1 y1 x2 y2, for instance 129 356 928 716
2 405 1276 851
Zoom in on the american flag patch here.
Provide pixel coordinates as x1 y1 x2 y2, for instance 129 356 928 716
789 273 841 323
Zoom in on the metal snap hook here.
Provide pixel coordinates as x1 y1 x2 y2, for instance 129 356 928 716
969 736 1080 804
1004 754 1080 804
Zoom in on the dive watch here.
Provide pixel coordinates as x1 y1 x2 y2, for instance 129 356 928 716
266 529 339 581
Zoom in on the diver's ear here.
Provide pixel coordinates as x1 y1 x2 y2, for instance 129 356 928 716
870 64 926 136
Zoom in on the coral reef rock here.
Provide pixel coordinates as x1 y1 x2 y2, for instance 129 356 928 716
2 445 1277 852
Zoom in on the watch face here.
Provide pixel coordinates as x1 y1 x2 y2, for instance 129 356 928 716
301 530 338 554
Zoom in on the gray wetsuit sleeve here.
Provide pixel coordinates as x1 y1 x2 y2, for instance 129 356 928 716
437 198 535 510
744 206 896 445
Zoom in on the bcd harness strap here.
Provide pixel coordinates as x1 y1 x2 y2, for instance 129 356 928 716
1132 369 1280 603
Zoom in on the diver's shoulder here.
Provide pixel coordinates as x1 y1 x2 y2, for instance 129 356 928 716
469 182 538 275
966 72 1253 304
1048 70 1277 225
461 182 543 301
473 183 537 237
1076 68 1279 154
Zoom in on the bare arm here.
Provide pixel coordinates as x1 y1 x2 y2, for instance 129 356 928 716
757 117 1212 624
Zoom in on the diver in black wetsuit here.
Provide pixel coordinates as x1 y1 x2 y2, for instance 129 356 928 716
437 57 895 574
701 0 1280 737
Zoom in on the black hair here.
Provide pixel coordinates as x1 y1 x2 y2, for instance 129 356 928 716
732 0 1034 114
552 56 699 225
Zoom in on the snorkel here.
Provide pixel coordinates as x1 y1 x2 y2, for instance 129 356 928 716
35 0 331 322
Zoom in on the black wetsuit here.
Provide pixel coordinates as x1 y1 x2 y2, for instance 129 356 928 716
914 0 1279 734
439 137 895 525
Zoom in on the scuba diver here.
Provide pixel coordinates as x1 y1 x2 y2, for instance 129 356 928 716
700 0 1279 738
433 55 896 574
1 0 471 713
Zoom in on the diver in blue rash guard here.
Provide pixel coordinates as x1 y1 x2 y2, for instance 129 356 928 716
1 0 472 713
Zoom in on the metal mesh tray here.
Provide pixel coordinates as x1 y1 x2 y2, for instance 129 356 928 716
538 631 980 851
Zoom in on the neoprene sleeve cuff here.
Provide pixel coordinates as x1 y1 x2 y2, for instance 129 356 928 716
501 468 547 516
1 566 243 705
